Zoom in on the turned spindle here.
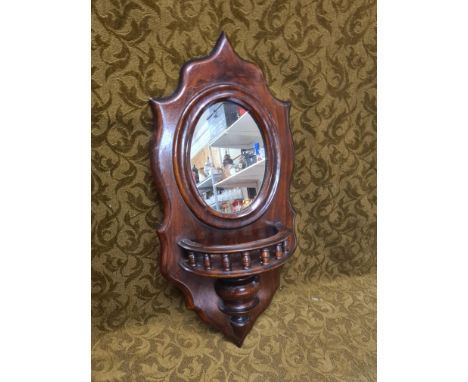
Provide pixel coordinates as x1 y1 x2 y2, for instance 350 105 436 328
242 251 251 269
261 248 270 265
283 239 289 256
188 252 197 268
203 254 212 270
222 254 231 271
215 275 260 330
275 243 283 259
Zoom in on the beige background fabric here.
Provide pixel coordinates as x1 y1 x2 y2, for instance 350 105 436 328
92 0 376 380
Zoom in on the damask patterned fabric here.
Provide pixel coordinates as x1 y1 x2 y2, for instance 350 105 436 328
92 275 376 381
92 0 376 380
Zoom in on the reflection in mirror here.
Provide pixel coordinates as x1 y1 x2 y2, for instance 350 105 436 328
190 101 266 214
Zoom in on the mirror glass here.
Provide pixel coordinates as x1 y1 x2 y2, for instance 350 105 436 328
190 101 266 214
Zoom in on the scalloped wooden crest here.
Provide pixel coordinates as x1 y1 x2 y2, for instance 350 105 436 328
150 32 285 108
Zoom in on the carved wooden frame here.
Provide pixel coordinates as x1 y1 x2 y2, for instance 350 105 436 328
149 33 296 346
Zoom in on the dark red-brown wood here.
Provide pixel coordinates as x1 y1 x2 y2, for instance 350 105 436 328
149 33 296 346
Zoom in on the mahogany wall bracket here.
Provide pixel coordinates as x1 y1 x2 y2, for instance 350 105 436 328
149 33 296 346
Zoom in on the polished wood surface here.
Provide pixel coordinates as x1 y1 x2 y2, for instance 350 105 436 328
149 32 296 346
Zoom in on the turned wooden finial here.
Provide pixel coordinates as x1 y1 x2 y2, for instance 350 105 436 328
215 275 260 345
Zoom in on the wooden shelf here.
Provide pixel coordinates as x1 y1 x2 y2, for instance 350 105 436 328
214 159 265 189
209 113 262 148
196 176 213 189
177 224 292 279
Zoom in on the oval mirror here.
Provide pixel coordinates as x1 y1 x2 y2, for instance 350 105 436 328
189 101 267 214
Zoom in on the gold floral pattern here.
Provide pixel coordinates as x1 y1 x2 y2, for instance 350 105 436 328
92 0 376 380
92 275 376 381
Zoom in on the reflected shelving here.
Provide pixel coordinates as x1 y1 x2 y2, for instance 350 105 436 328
190 101 266 214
